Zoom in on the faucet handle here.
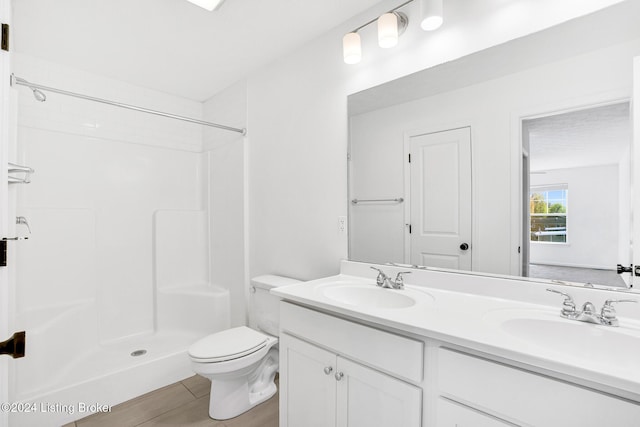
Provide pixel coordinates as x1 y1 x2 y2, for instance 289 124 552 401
394 271 411 289
546 288 576 316
601 299 637 324
370 266 388 287
16 216 31 234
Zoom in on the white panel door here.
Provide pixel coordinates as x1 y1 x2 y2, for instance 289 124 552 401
409 127 472 270
335 356 422 427
279 333 337 427
634 56 640 284
0 1 11 425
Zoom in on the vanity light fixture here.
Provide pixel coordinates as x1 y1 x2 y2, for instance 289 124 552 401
343 0 444 64
420 0 443 31
186 0 225 12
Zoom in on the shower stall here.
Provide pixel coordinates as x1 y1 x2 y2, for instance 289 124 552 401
5 54 242 426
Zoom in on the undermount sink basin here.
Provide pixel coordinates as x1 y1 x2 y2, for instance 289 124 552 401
483 308 640 366
316 280 434 310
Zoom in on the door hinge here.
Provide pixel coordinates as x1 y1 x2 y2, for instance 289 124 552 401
0 331 25 358
0 239 6 267
1 23 9 52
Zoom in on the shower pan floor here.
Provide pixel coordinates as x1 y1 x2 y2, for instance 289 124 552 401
11 330 208 427
19 329 205 401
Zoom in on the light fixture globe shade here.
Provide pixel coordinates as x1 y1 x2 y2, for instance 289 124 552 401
343 32 362 64
421 15 443 31
187 0 225 11
420 0 443 31
377 13 399 48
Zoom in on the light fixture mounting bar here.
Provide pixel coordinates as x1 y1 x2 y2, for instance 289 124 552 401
349 0 414 33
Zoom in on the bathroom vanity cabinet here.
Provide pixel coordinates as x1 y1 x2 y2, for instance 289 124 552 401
278 300 640 427
279 302 423 427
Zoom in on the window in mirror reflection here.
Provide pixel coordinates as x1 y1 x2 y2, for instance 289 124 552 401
530 185 568 243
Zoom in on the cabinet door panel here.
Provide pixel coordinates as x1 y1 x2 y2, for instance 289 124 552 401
280 334 337 427
336 356 422 427
437 398 514 427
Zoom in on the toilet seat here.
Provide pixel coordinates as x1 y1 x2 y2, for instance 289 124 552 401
189 326 270 363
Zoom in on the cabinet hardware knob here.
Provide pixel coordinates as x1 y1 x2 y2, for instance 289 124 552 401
335 372 344 381
323 366 333 375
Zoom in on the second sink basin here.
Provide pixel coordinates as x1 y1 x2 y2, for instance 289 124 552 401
483 308 640 368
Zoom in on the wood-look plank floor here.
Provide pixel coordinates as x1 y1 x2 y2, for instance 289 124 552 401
63 375 278 427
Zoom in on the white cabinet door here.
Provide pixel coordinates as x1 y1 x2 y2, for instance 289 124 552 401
280 333 337 427
280 334 423 427
335 356 422 427
436 398 513 427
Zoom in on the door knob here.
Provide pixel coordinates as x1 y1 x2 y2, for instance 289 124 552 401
323 366 333 375
335 372 344 381
459 243 469 251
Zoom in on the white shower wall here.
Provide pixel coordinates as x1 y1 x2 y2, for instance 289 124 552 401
203 80 248 328
12 53 206 341
8 54 234 417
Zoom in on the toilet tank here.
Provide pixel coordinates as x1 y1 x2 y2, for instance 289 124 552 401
249 275 301 336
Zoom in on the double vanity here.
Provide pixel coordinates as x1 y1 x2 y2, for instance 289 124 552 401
272 261 640 427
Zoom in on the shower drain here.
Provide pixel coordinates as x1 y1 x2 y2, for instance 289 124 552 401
130 349 147 357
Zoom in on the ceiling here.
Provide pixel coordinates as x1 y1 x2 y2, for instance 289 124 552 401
526 102 631 172
11 0 382 101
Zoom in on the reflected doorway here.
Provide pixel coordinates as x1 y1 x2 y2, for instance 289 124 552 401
522 102 631 287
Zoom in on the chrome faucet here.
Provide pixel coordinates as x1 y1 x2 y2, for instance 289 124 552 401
370 267 410 290
546 289 637 327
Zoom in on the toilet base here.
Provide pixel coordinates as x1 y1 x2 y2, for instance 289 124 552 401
207 348 279 420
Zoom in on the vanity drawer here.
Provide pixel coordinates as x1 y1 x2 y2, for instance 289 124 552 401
280 302 423 382
437 398 514 427
437 348 640 426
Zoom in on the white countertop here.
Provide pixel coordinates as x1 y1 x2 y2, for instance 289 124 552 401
271 269 640 401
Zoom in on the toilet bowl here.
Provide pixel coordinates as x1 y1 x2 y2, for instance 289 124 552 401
189 326 279 419
188 275 300 420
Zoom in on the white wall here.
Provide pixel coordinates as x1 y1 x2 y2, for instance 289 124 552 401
244 0 626 281
530 165 619 269
348 38 639 275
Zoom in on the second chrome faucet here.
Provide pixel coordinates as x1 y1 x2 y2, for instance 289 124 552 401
547 288 637 327
370 267 410 290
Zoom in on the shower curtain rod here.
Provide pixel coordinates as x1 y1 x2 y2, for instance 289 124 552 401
10 74 247 135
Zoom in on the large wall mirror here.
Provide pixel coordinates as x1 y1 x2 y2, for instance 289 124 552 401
347 2 640 291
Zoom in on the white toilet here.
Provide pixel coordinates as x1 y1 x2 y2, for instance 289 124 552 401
188 275 300 420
